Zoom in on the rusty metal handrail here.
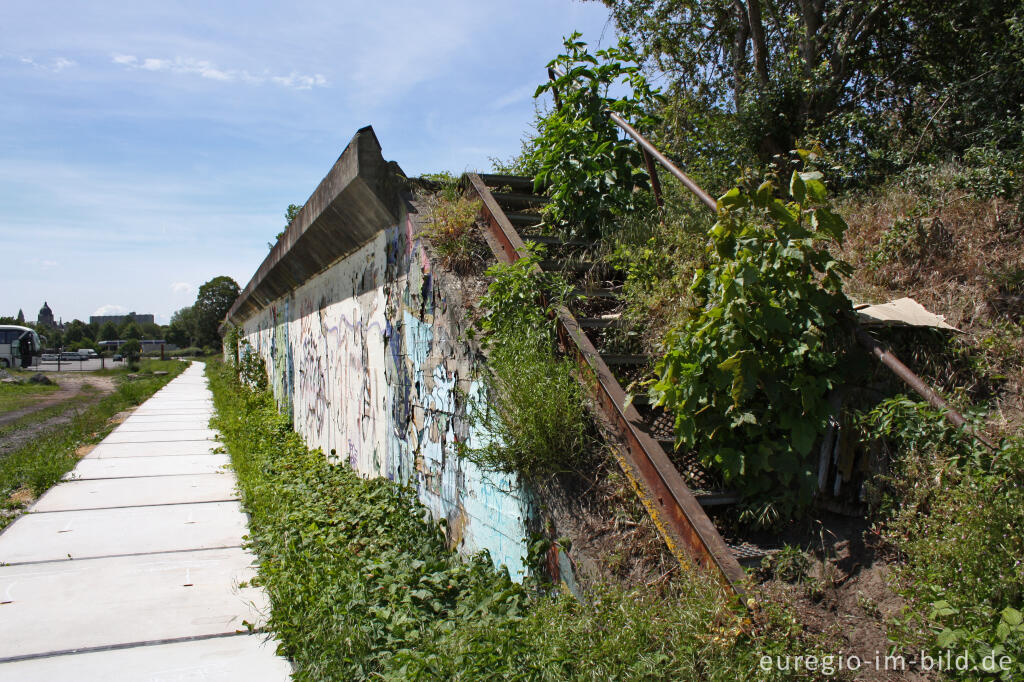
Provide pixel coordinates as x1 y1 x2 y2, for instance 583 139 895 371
466 173 749 596
545 66 997 451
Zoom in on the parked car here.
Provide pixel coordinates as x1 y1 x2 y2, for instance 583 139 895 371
113 354 123 361
59 352 81 361
77 349 99 358
41 353 58 361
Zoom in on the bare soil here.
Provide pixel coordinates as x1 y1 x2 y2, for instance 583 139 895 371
0 374 117 457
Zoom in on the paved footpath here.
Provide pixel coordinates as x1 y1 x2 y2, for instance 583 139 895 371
0 362 292 681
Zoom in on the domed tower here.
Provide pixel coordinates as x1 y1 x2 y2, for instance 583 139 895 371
37 301 55 328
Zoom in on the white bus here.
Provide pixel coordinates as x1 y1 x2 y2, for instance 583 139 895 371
0 325 42 369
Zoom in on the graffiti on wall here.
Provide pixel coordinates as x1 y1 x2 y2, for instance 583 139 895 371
241 207 534 579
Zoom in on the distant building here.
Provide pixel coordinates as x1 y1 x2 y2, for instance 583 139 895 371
37 302 56 328
89 312 156 327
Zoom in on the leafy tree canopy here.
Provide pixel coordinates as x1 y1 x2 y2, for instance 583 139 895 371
98 321 119 341
593 0 1024 184
194 276 240 349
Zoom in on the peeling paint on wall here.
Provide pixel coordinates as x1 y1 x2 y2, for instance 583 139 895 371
239 203 533 579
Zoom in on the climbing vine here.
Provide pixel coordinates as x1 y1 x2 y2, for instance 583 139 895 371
651 163 853 524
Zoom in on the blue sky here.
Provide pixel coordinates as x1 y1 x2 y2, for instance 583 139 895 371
1 0 614 325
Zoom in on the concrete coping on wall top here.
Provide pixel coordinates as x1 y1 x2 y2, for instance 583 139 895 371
226 125 407 325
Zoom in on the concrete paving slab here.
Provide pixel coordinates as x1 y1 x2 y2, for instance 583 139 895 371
0 501 247 564
31 473 237 511
114 421 215 433
103 428 219 443
0 548 267 659
0 634 292 681
64 454 230 480
87 440 220 458
120 413 214 422
142 397 213 403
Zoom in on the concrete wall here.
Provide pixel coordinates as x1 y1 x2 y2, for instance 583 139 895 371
231 129 533 579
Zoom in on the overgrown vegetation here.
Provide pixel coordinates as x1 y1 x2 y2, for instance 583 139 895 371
651 165 853 523
593 0 1024 188
531 34 661 239
207 357 823 681
421 173 485 274
860 397 1024 679
493 15 1024 674
466 244 594 482
0 361 187 529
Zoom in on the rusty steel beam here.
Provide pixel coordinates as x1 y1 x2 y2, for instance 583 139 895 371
466 172 748 595
855 328 997 450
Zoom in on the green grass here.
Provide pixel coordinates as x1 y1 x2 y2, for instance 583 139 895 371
465 335 594 482
207 358 820 681
0 361 189 529
0 387 99 440
0 381 60 414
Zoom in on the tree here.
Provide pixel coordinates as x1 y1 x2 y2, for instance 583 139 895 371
167 306 198 348
121 322 142 340
140 322 162 339
194 276 240 349
99 322 119 341
119 339 141 367
594 1 1024 181
64 319 92 344
270 203 302 249
16 309 24 323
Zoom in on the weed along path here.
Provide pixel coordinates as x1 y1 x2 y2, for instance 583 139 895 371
0 362 291 680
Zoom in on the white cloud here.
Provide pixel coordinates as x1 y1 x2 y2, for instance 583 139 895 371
93 304 128 316
171 282 194 295
111 54 327 90
15 55 77 72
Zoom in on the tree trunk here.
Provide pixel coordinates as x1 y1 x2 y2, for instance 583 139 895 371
746 0 770 87
731 0 751 110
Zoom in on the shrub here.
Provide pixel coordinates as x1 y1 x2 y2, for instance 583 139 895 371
651 166 853 524
531 33 662 240
467 244 592 481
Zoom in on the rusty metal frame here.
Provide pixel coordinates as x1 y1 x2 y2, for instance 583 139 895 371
465 172 748 594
